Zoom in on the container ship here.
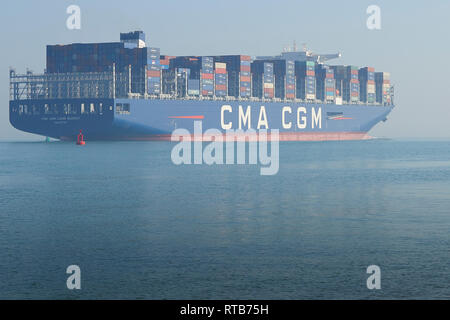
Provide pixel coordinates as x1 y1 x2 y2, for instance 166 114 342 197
9 31 394 141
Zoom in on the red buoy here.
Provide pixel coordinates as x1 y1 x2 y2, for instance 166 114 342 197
76 130 86 145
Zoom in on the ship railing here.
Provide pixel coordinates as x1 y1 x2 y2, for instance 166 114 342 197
128 94 391 106
10 69 393 107
9 67 131 101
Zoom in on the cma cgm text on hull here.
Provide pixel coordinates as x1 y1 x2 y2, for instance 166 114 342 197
8 30 394 141
218 104 322 131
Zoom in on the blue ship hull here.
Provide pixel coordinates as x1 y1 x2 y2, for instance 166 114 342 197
9 98 393 141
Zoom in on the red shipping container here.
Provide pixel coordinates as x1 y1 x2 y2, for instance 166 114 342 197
367 80 375 84
351 92 358 96
351 79 359 84
326 74 334 79
326 87 335 92
264 88 274 93
202 90 212 95
383 80 390 84
215 84 227 91
240 87 249 92
351 70 358 75
147 70 161 77
240 76 251 82
201 73 214 80
240 65 251 72
306 70 315 76
240 55 251 61
215 68 227 74
286 93 295 99
368 67 375 72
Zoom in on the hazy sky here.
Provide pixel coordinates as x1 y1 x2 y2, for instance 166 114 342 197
1 0 449 140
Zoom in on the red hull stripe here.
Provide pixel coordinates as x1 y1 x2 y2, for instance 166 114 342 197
111 132 371 142
168 115 205 119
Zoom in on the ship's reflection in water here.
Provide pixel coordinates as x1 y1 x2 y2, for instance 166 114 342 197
0 140 449 299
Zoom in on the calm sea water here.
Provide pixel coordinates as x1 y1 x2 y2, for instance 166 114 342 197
0 139 449 299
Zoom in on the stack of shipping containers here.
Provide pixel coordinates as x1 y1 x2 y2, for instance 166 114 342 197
263 62 274 99
47 30 387 104
285 60 295 100
253 59 290 99
315 64 335 102
375 72 391 105
331 65 346 100
214 62 227 97
213 55 247 98
176 68 190 97
147 47 161 95
47 43 120 73
240 56 251 98
120 31 145 49
295 61 316 100
188 78 200 96
169 56 201 96
160 56 170 70
162 69 176 95
160 55 176 70
47 42 149 95
250 61 265 98
201 57 214 97
343 65 359 103
359 67 376 103
324 67 336 102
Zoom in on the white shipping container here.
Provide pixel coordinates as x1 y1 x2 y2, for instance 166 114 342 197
215 62 226 69
264 83 274 89
383 72 390 80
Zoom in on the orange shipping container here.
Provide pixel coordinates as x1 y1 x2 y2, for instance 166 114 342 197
215 68 227 74
201 73 214 80
240 76 251 82
147 70 161 77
